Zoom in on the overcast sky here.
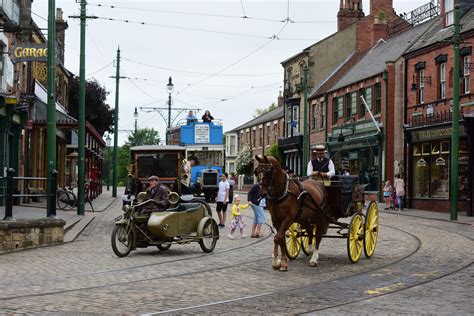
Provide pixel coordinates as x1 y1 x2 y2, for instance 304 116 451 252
32 0 428 145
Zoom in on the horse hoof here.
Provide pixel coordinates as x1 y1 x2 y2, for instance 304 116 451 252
279 265 288 271
309 262 318 267
272 264 281 270
272 256 281 270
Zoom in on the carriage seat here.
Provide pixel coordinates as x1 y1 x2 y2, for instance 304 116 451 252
332 175 359 193
331 176 360 217
166 203 201 212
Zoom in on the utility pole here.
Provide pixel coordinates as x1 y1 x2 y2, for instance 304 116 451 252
70 1 97 216
302 65 309 173
134 107 138 134
167 76 174 130
46 0 56 214
450 4 461 221
111 48 126 197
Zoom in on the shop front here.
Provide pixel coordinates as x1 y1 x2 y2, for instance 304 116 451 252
406 125 470 213
328 127 382 199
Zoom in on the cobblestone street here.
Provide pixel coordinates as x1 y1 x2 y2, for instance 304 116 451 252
0 194 472 314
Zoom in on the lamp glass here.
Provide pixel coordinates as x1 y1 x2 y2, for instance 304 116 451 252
167 77 174 93
106 134 111 146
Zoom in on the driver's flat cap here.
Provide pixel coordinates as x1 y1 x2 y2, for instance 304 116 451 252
148 175 159 181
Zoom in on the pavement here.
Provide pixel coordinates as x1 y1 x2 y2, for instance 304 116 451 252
1 187 473 249
0 186 118 243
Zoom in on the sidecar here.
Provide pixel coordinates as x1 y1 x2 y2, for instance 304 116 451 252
111 195 219 257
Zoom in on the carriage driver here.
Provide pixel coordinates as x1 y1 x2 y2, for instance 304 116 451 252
141 175 170 215
307 144 335 180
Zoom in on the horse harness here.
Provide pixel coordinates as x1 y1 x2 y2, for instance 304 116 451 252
257 164 340 224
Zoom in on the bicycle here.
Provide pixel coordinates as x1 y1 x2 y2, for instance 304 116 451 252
57 186 77 211
56 185 95 212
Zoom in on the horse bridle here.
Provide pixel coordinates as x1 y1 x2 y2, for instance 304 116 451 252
255 163 291 202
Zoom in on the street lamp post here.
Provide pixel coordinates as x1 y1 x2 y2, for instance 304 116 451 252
106 134 111 191
134 107 138 134
166 77 174 145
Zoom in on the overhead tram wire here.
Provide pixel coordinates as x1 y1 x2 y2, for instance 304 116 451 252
122 58 280 77
180 21 289 92
86 61 113 77
88 2 286 23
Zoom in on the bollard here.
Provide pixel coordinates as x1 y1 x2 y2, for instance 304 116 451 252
3 168 15 220
48 170 58 218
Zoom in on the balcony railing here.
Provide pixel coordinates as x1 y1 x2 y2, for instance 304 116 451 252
406 109 467 128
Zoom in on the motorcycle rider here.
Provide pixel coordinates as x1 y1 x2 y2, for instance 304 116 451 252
141 175 170 215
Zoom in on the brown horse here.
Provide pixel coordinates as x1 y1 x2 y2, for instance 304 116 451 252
254 155 334 271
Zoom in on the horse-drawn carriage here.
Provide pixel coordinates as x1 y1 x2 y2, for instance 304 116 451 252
285 175 379 263
254 155 379 271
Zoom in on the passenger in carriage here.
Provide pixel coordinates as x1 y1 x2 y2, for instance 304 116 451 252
307 144 335 180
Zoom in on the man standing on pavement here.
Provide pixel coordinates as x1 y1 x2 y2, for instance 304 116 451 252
141 175 170 215
216 173 230 228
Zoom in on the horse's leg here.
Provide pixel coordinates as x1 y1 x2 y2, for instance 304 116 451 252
309 225 324 267
275 216 293 271
307 225 315 255
272 242 281 270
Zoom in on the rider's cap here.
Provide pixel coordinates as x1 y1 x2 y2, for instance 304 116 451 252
313 144 325 153
148 175 159 181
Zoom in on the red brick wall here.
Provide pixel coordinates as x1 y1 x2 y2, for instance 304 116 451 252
411 199 470 213
385 63 396 183
406 37 474 115
237 116 285 159
370 0 393 16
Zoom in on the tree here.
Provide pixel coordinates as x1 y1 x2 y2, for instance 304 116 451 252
253 102 277 118
125 128 160 146
265 143 283 165
68 76 114 136
236 145 254 175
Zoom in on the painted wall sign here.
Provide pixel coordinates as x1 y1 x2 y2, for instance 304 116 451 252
11 43 47 62
194 124 210 144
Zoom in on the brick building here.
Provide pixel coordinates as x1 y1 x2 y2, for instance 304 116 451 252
403 0 474 214
279 0 408 176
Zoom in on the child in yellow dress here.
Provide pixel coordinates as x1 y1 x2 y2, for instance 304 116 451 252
228 195 250 239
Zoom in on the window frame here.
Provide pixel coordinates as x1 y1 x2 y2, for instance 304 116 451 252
439 62 446 99
374 83 382 114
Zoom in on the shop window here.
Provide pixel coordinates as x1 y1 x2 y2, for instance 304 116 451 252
412 140 469 199
422 143 430 155
337 96 344 119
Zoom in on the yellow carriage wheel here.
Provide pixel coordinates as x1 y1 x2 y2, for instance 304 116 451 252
301 226 316 256
347 213 364 263
285 223 301 260
364 201 379 258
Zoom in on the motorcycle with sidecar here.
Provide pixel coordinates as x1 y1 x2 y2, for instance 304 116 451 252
111 192 219 257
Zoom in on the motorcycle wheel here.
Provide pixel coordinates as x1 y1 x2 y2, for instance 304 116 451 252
198 218 219 253
157 243 171 251
111 224 133 257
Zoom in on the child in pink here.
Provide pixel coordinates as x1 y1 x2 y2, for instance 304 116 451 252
228 195 250 239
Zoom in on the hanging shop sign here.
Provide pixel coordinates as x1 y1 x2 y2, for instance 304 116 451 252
11 43 48 62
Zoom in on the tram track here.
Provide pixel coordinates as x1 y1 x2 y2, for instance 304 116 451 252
1 206 472 315
143 221 473 315
0 222 421 302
